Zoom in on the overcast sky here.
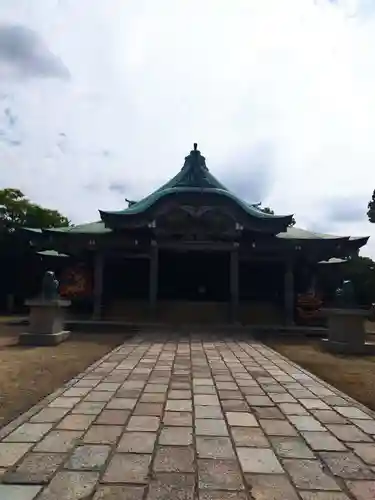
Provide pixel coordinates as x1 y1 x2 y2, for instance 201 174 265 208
0 0 375 255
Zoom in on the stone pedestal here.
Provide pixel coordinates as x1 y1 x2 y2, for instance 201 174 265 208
322 308 375 355
19 299 71 346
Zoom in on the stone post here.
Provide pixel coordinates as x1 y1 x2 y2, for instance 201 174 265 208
284 259 294 326
93 252 104 319
230 245 239 323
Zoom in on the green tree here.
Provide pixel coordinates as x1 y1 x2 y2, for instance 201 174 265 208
0 188 70 233
259 206 296 226
367 189 375 223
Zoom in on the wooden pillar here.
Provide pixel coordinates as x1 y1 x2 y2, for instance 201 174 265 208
149 241 158 316
230 245 239 323
93 252 104 319
284 259 294 326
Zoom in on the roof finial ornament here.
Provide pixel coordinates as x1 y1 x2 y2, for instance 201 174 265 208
193 143 198 151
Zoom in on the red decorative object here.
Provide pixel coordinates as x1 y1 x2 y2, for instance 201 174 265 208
60 264 92 298
297 292 323 323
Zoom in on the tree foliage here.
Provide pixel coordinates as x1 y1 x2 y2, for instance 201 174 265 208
367 189 375 223
0 188 70 233
344 256 375 306
259 206 296 227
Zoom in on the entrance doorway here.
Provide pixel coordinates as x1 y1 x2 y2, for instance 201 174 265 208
158 250 230 301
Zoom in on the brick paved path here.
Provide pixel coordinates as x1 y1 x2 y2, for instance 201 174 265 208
0 334 375 499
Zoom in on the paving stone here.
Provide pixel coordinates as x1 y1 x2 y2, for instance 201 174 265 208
246 395 273 406
93 485 145 500
106 398 137 410
198 459 244 490
245 473 299 500
299 398 330 410
345 480 375 500
171 382 191 389
140 393 166 403
163 411 192 426
283 459 341 490
319 451 375 479
48 397 81 409
96 409 130 425
64 445 111 471
30 408 70 423
83 425 123 444
311 410 347 424
194 378 213 386
72 402 106 415
218 390 243 400
352 419 375 435
195 419 228 436
117 432 157 453
271 436 315 458
63 387 91 397
252 406 285 419
168 390 191 399
159 427 192 445
237 447 283 473
195 406 223 419
301 431 347 451
126 416 160 432
102 454 151 483
145 384 168 393
348 443 375 465
2 453 65 484
278 403 309 415
57 414 96 430
0 485 42 500
165 400 192 412
269 393 296 403
196 436 235 459
34 430 83 453
4 423 52 443
288 415 325 432
324 396 351 406
194 395 220 406
36 470 99 499
0 443 33 467
96 382 122 392
226 412 258 427
221 400 249 412
327 424 373 442
199 492 247 500
334 407 371 420
194 386 217 394
231 427 270 447
133 403 163 416
147 473 195 500
84 391 114 402
259 419 298 436
299 493 351 500
153 446 194 472
241 386 266 396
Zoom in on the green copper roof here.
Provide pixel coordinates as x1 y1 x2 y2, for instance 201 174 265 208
100 144 292 223
276 227 346 240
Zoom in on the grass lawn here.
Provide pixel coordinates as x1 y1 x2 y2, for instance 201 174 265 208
266 338 375 412
0 323 125 428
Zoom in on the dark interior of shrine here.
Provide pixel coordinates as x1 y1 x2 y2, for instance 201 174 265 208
102 251 307 303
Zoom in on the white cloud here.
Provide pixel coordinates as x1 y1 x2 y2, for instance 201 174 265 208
0 0 374 254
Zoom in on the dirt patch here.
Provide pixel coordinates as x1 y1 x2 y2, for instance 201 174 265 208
0 324 125 428
266 338 375 411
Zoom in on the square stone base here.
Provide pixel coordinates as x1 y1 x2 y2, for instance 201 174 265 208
19 331 70 346
322 338 375 355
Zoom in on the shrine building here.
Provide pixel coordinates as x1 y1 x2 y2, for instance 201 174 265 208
25 144 369 325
